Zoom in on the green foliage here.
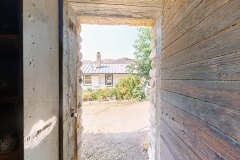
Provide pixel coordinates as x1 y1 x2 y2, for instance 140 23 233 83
83 87 113 101
132 85 146 100
82 27 151 102
126 27 152 83
82 75 146 102
114 75 145 100
82 90 92 101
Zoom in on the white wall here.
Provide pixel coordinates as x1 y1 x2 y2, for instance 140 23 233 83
98 74 105 87
82 74 128 90
113 74 128 87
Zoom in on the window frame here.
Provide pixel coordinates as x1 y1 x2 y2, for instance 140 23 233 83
84 74 92 86
105 74 113 86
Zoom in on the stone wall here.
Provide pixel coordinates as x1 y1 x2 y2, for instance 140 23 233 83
76 18 84 160
148 15 162 160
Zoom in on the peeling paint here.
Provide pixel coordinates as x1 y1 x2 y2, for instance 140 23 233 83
24 116 57 149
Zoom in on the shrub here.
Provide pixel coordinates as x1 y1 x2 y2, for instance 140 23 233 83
132 85 146 100
113 75 145 100
82 75 146 102
82 90 92 102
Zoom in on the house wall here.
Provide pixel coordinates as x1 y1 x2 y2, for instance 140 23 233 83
99 74 105 87
23 0 59 159
82 74 105 89
159 0 240 159
113 74 128 87
83 74 128 89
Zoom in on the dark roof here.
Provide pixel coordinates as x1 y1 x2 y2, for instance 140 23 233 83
81 63 130 74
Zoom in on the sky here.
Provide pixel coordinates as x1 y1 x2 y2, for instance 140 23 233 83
81 25 139 61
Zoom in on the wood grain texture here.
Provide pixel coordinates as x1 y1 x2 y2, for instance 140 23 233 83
162 0 240 60
78 16 155 26
161 128 186 160
69 0 162 7
162 0 201 39
161 100 240 159
161 120 201 160
70 0 162 19
162 90 240 141
161 51 240 81
72 3 160 18
161 0 240 159
162 110 217 160
162 0 187 29
162 0 229 49
162 23 240 69
161 138 176 160
161 80 240 111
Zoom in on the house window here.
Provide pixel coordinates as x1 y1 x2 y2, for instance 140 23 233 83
84 75 91 85
105 74 113 86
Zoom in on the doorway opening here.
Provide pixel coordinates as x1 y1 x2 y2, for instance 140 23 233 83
80 24 151 159
0 0 23 159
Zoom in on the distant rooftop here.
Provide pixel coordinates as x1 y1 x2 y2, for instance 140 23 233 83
82 63 130 74
82 58 131 64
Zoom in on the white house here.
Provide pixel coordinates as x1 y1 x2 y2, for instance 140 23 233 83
82 52 130 89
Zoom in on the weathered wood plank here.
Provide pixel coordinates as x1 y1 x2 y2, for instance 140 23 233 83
161 120 201 160
79 16 155 26
162 110 218 159
161 80 240 111
69 0 162 7
71 2 161 18
162 0 229 49
162 0 187 29
162 23 240 69
161 129 186 160
161 136 176 160
161 100 240 159
161 90 240 141
162 0 202 40
161 52 240 81
162 0 240 60
160 135 179 160
162 0 174 12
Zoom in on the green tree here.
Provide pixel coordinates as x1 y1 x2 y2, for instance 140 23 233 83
126 27 152 83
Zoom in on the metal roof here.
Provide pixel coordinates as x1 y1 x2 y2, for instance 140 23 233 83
81 63 130 74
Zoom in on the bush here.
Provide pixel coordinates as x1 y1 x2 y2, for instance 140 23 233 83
82 90 92 102
132 85 146 100
83 87 113 101
82 75 146 102
114 75 145 100
95 88 109 100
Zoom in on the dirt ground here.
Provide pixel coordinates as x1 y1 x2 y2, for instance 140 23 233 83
81 100 150 160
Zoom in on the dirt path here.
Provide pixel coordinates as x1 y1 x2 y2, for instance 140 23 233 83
81 100 150 160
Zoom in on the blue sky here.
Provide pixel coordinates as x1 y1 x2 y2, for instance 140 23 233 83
81 25 139 61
